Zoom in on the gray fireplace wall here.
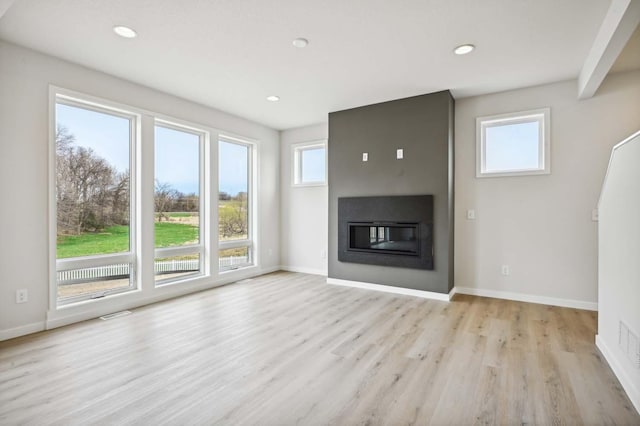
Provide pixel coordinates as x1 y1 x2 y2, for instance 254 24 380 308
328 91 454 293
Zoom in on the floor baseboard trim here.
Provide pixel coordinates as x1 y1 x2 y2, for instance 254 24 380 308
0 321 46 342
281 265 328 276
327 277 452 301
259 265 281 275
454 286 598 311
596 335 640 415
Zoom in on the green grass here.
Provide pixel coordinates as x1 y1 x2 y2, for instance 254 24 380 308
57 223 198 259
154 222 198 248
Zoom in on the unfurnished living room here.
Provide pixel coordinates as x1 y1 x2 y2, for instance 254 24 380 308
1 0 640 424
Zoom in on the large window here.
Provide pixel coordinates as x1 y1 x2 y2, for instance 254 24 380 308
54 96 137 304
476 108 550 177
219 138 253 271
154 122 204 284
292 141 327 186
51 89 259 310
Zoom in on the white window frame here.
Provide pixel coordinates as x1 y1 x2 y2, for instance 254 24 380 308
218 136 256 272
153 119 207 286
476 108 550 178
292 140 327 186
52 93 140 306
48 86 261 320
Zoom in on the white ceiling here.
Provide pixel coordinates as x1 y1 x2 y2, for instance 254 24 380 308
0 0 631 130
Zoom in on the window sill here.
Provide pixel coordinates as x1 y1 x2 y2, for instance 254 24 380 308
476 168 550 178
292 182 327 188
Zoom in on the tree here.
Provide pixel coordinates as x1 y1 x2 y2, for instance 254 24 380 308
154 180 178 221
219 192 248 239
56 124 126 234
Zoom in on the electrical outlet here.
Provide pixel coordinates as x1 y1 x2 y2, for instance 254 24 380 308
268 248 273 257
467 209 476 220
321 249 327 259
16 289 28 304
501 265 510 276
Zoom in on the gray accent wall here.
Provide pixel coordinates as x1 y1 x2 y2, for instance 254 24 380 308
328 91 454 293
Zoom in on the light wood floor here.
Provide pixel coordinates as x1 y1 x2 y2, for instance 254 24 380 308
1 271 638 425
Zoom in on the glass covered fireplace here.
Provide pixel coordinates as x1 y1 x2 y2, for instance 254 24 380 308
348 222 419 256
338 195 434 270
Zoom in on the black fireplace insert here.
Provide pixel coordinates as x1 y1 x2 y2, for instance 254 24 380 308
348 222 419 256
338 195 434 270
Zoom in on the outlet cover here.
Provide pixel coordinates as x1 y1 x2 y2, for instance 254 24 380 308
16 289 28 304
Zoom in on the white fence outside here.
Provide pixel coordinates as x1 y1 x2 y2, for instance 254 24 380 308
58 256 249 284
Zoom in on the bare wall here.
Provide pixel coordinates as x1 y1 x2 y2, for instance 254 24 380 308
280 124 328 275
455 70 640 306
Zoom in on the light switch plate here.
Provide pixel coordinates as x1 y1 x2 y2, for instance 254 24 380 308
362 152 368 162
396 149 403 159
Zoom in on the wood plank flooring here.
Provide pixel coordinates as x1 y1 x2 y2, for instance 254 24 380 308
1 271 638 425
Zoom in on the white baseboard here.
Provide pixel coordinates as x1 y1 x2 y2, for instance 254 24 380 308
0 321 46 342
260 265 281 275
454 286 598 311
596 335 640 415
327 277 453 301
281 265 328 276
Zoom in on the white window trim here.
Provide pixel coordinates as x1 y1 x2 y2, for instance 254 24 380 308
153 119 207 286
48 86 261 318
52 91 141 306
291 140 327 187
476 108 551 178
218 136 257 273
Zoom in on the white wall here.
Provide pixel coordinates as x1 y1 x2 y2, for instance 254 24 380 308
455 70 640 308
280 124 328 275
0 40 280 339
597 130 640 413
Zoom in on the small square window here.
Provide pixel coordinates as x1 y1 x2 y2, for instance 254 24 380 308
476 108 550 177
292 141 327 186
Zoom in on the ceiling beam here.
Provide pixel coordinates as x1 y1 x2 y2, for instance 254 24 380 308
0 0 16 20
578 0 640 99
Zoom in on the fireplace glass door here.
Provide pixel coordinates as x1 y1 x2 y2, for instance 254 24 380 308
348 222 419 256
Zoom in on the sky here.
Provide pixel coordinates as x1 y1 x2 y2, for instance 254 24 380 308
485 120 540 172
56 103 248 196
300 147 325 182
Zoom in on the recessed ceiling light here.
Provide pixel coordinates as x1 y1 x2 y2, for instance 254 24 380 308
292 38 309 48
113 25 137 39
266 95 280 102
454 44 475 55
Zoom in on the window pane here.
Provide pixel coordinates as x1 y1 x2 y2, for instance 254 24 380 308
219 141 249 241
219 247 250 271
485 121 540 172
301 147 326 183
155 253 200 283
155 125 201 248
55 103 131 259
57 263 132 302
